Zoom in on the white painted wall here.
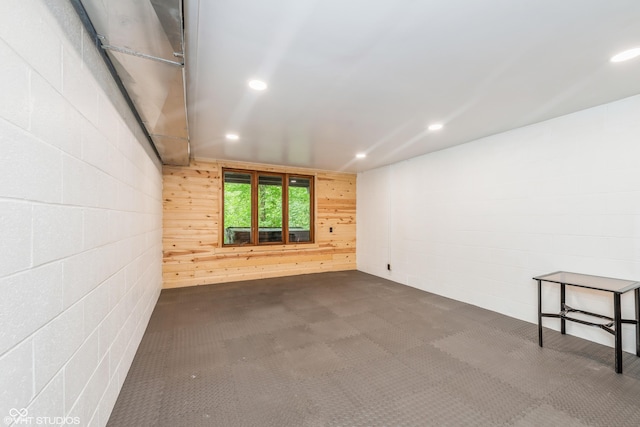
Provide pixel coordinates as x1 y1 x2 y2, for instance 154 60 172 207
358 94 640 352
0 2 163 426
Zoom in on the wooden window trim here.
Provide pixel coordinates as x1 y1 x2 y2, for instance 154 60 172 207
222 168 315 247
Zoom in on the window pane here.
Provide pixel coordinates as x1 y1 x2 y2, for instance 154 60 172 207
224 172 252 244
288 177 311 242
258 175 283 243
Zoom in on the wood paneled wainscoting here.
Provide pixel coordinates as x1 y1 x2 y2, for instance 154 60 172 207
162 159 356 289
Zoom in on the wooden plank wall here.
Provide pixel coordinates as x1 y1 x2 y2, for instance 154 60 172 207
162 159 356 288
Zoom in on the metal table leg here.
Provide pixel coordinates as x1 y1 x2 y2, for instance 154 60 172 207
561 283 566 335
538 280 543 347
614 293 623 374
636 288 640 357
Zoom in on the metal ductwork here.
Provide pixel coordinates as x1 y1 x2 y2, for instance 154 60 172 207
74 0 190 166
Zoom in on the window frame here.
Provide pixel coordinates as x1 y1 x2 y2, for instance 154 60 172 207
221 168 315 247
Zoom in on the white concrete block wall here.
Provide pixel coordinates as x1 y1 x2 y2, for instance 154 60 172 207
357 94 640 352
0 1 163 426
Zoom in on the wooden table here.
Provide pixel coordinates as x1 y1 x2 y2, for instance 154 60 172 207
534 271 640 373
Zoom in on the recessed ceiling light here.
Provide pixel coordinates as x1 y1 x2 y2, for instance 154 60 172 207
428 123 443 131
225 133 239 141
356 153 366 159
248 79 268 91
610 47 640 63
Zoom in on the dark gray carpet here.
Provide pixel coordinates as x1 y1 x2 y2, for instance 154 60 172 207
108 271 640 426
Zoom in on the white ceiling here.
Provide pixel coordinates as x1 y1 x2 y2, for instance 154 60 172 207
184 0 640 173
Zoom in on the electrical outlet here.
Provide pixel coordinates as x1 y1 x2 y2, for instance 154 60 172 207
387 264 391 271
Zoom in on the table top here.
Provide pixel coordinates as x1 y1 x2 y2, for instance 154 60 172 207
533 271 640 294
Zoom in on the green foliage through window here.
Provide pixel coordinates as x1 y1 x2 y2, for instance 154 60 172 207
258 177 283 228
224 182 251 227
289 185 310 229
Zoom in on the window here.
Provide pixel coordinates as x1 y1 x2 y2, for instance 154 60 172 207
223 169 314 246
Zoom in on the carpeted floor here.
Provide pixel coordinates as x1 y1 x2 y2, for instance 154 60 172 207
107 271 640 426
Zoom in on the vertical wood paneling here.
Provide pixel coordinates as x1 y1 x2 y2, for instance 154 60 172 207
162 159 356 288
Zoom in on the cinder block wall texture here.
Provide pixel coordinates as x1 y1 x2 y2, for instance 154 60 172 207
0 2 163 426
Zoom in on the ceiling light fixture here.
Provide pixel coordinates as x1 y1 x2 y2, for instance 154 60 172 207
428 123 443 131
356 153 366 159
225 133 239 141
248 79 268 91
610 47 640 63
